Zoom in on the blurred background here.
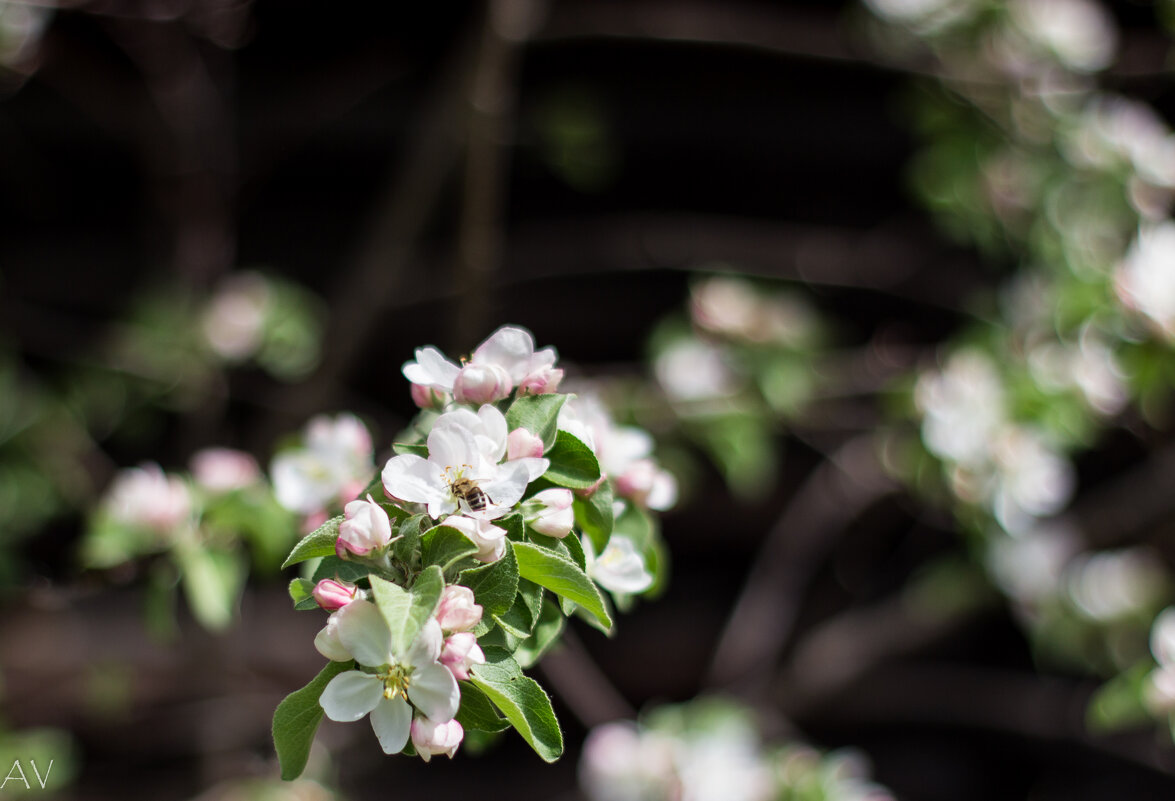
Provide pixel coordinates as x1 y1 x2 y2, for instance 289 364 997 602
5 0 1175 799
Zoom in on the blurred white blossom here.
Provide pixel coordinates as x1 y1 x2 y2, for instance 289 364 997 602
271 414 373 516
1116 222 1175 339
654 338 740 402
105 463 192 536
915 350 1006 467
1065 547 1168 622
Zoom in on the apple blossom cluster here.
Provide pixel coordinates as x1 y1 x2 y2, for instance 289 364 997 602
83 448 293 631
273 326 673 778
270 413 375 530
580 698 895 801
646 275 823 499
200 271 325 381
865 0 1175 741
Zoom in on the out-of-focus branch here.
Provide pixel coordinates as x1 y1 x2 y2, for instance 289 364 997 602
381 214 988 316
786 661 1175 777
1061 439 1175 550
267 28 475 432
777 587 996 719
536 628 636 728
103 13 238 284
707 435 898 692
537 0 1172 83
453 0 544 348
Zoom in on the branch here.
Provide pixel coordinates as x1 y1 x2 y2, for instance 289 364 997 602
453 0 544 347
535 628 636 728
706 435 898 691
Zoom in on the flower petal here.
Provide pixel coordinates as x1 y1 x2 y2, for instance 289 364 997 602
408 662 461 723
427 424 479 474
588 535 653 595
320 670 382 722
406 618 444 666
482 458 545 509
382 454 446 506
337 599 392 667
370 695 412 754
475 404 508 463
473 326 535 382
314 614 352 661
403 347 460 391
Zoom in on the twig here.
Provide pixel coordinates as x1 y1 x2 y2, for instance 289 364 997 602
264 25 476 434
786 661 1175 777
706 435 898 692
453 0 543 348
535 628 636 728
777 587 996 719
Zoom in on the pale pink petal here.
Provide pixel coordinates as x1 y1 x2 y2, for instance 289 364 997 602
337 599 392 667
382 454 446 506
407 662 461 723
370 695 413 754
320 670 382 722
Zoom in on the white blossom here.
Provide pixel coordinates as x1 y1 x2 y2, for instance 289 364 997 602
1065 547 1167 622
1117 222 1175 339
915 350 1006 467
585 535 653 595
105 463 192 535
319 600 460 755
382 405 547 521
271 414 373 516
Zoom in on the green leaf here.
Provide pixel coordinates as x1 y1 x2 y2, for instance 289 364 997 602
370 567 444 656
175 544 244 631
393 442 429 457
288 578 319 611
505 394 567 451
512 541 612 631
392 513 429 565
643 536 670 600
498 512 526 542
459 541 520 618
456 681 510 733
494 579 545 638
515 598 566 669
310 556 370 586
470 648 563 762
543 431 602 490
273 660 352 780
421 524 480 575
574 481 614 553
282 516 343 569
480 622 519 652
614 502 654 552
1087 661 1153 733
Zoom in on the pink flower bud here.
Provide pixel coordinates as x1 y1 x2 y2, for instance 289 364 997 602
313 579 359 611
105 463 192 535
527 488 575 538
453 362 512 405
411 382 448 410
518 365 564 395
615 460 678 510
411 716 464 762
338 479 366 506
443 515 507 563
336 494 393 557
439 632 486 681
507 427 544 461
302 510 328 535
436 585 483 632
190 448 260 493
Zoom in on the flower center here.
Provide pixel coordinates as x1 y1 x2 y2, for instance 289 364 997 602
376 663 413 700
